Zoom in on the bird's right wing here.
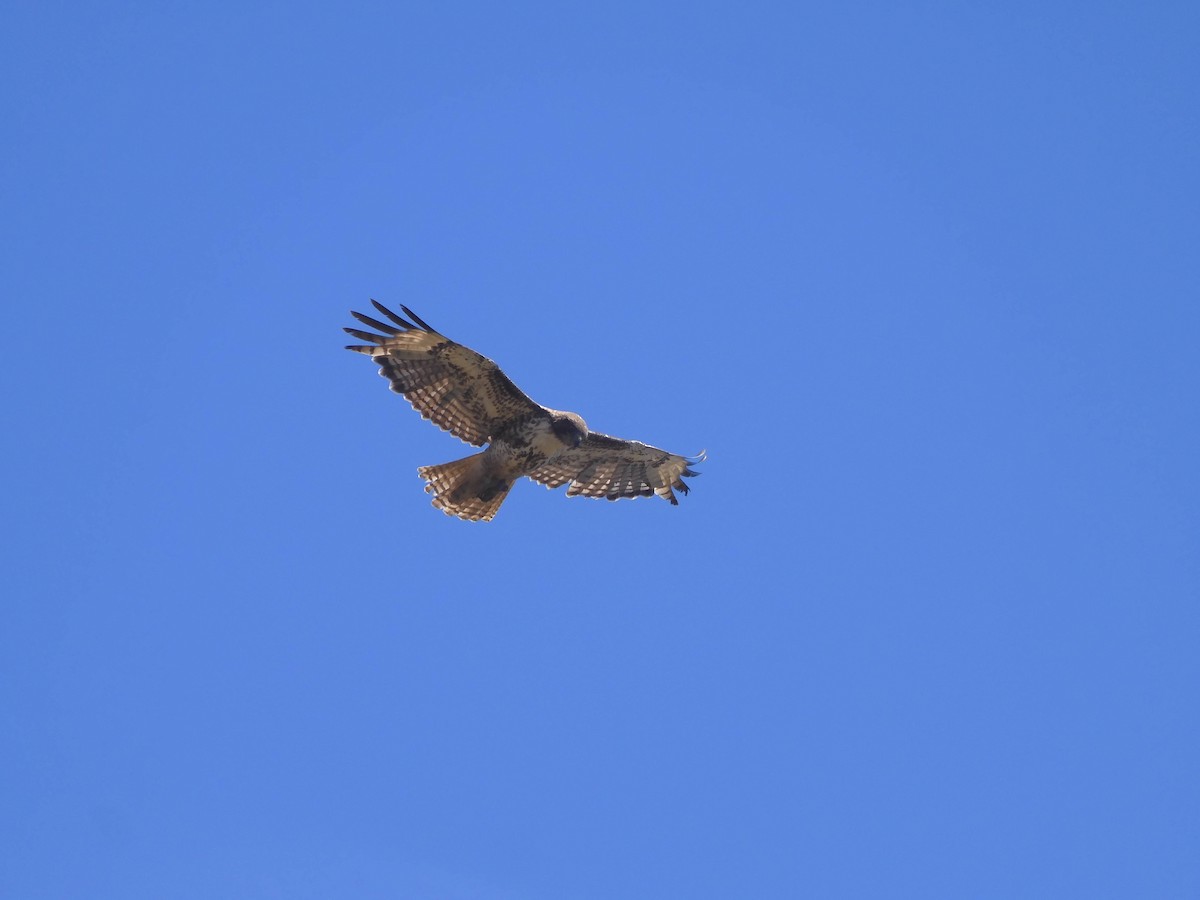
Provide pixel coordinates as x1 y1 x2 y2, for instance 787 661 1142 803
344 302 542 446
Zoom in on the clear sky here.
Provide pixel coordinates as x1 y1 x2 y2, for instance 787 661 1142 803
3 2 1198 897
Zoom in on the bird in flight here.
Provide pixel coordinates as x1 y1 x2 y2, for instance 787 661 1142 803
344 301 704 521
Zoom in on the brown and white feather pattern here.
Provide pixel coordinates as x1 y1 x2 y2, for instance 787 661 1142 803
529 433 705 505
344 301 704 520
344 302 540 446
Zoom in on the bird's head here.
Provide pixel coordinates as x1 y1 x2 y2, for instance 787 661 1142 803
550 411 588 449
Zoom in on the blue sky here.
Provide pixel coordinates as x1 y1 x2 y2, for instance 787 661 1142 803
3 2 1198 897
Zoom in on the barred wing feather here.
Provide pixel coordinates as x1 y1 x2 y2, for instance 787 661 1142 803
528 433 705 505
344 301 541 446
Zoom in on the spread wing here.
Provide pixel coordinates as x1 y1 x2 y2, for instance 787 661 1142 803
344 301 542 446
528 432 705 505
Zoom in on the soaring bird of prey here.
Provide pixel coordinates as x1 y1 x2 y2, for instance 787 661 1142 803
344 302 705 521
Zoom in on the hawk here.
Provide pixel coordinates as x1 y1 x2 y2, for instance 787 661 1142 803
344 302 704 521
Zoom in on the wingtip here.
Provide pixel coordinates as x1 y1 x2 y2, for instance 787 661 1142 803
369 300 419 331
399 304 437 333
350 310 401 335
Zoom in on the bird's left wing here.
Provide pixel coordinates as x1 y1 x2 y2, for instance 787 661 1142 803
344 302 542 446
528 432 705 505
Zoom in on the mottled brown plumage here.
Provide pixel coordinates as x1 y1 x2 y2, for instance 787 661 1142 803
344 301 704 521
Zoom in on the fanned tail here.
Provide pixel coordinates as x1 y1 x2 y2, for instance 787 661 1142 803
417 453 512 522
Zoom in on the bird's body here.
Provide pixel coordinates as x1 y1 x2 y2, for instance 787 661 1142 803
344 302 703 521
416 406 587 521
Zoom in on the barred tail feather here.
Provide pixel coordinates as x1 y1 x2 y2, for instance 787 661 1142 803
417 453 512 522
